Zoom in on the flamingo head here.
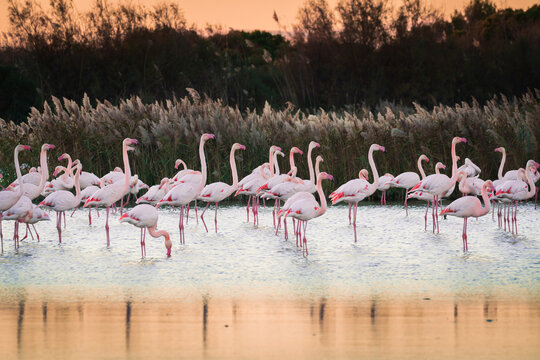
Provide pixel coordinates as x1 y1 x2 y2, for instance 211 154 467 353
484 180 494 194
494 147 503 153
163 234 172 257
291 147 303 155
526 160 540 171
58 153 70 161
275 150 284 157
42 144 55 151
174 159 181 170
53 166 64 178
123 138 138 151
453 137 467 144
457 171 467 182
436 162 446 171
201 133 215 142
270 145 282 154
320 172 333 181
234 143 246 151
17 145 31 153
309 141 321 149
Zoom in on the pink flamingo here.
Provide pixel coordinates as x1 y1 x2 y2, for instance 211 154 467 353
173 159 201 182
236 146 282 226
39 163 83 243
386 154 429 216
440 180 494 251
457 158 481 178
281 172 333 256
407 161 446 230
157 133 215 244
137 178 171 205
330 144 385 243
199 143 246 232
2 196 33 250
329 169 369 226
458 173 485 196
0 145 31 252
495 161 538 235
377 173 394 205
18 144 55 200
119 204 172 258
410 137 467 233
84 138 138 246
19 205 50 242
274 155 325 242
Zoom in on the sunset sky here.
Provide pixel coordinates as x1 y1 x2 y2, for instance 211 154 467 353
0 0 537 33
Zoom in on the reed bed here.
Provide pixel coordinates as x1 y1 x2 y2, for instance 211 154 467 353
0 89 539 201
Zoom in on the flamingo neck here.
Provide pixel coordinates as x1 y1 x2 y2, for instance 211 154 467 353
198 138 208 190
307 145 315 185
497 148 506 180
36 148 50 195
417 156 427 179
368 146 380 192
435 164 442 175
268 148 275 178
479 183 491 215
121 143 132 196
316 176 327 217
14 147 24 198
272 152 280 176
525 168 536 197
315 159 322 178
258 165 267 179
66 155 73 176
74 167 82 202
148 225 172 256
289 150 296 173
230 147 239 188
450 141 460 183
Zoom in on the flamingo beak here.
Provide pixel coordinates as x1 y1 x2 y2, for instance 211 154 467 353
240 145 246 150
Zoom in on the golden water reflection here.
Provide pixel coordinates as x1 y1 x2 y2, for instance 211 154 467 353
0 295 539 359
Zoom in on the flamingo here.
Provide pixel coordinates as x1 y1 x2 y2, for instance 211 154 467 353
156 133 215 244
330 144 386 242
137 178 171 205
440 180 494 251
172 159 200 182
7 167 40 188
84 138 138 246
274 155 325 241
329 169 369 226
410 137 467 233
407 161 446 230
386 154 429 216
39 163 83 243
377 173 393 205
458 174 485 196
199 143 246 232
495 161 538 234
17 144 55 200
100 167 124 185
457 158 481 177
119 204 172 258
2 196 33 250
236 147 282 226
4 204 50 243
281 172 333 256
0 145 31 252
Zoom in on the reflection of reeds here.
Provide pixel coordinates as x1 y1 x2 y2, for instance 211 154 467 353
1 90 538 198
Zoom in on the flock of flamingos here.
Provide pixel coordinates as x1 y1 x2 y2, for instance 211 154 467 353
0 134 538 257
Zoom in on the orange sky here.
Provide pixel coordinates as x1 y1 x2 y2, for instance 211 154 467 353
0 0 537 33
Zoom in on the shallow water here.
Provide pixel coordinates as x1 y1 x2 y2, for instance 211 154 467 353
1 202 539 300
0 201 539 358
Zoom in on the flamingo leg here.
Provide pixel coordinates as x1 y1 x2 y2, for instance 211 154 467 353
535 187 538 209
514 201 518 235
273 200 277 228
296 219 301 248
63 211 66 229
200 203 210 232
214 202 219 233
353 202 358 243
140 228 144 258
462 217 468 252
70 206 78 217
186 204 190 224
0 216 3 253
20 224 29 241
195 200 199 224
179 206 184 244
284 217 288 240
96 206 100 217
89 206 92 225
303 221 308 256
404 189 409 216
246 196 251 222
32 224 39 242
511 202 515 235
491 200 495 220
348 203 352 225
435 196 440 234
105 206 110 247
13 221 18 250
56 211 62 244
424 201 430 231
432 196 436 233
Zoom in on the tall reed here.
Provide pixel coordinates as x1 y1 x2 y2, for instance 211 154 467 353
1 89 538 200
